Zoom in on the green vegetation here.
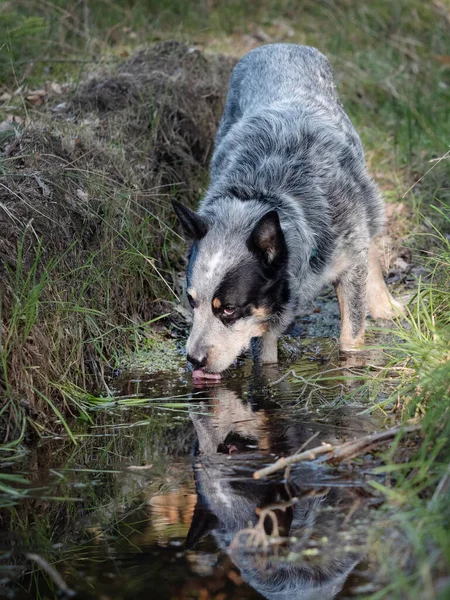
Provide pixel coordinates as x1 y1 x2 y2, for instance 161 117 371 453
0 1 449 598
0 30 232 444
367 219 450 598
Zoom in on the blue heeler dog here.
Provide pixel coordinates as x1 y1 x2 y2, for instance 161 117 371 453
173 44 402 380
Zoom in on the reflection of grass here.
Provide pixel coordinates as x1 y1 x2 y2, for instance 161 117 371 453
1 410 193 597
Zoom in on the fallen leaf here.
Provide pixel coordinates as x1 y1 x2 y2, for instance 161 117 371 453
47 82 62 94
30 89 46 97
76 188 88 201
6 115 24 124
386 202 406 217
394 257 409 271
26 94 44 106
435 55 450 65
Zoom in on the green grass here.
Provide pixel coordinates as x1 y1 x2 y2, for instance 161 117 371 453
368 248 450 598
0 188 178 445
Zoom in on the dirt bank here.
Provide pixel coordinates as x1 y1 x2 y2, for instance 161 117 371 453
0 42 235 439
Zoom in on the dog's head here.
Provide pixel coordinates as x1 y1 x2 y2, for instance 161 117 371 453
172 199 290 374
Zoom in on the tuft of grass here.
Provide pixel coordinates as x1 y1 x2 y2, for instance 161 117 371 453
360 206 450 598
1 39 231 445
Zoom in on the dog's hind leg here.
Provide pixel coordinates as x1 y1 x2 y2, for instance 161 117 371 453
334 260 368 352
367 241 404 319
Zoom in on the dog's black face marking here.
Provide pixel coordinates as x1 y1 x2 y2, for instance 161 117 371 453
186 241 200 290
172 199 208 240
212 243 290 328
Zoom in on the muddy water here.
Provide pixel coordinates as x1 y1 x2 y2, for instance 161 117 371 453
1 297 394 600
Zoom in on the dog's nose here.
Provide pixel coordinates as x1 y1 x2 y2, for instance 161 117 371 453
187 353 207 368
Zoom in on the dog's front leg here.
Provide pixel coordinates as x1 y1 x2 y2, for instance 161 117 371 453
334 261 368 352
251 330 279 364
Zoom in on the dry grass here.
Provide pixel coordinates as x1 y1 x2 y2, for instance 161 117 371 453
0 41 234 440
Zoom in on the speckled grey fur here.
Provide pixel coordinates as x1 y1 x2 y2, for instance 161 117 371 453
186 44 387 369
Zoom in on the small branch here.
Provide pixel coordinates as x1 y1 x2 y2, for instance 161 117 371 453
126 463 153 471
402 148 450 198
268 365 367 388
254 422 422 480
429 462 450 509
268 369 297 386
284 430 320 480
254 444 334 479
26 554 74 596
14 58 97 65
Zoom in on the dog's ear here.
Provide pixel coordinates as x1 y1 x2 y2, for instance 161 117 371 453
172 199 208 240
185 501 218 550
248 210 286 265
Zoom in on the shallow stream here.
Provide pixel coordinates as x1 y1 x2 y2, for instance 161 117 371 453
1 293 398 599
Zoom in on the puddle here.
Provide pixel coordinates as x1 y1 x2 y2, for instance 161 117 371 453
0 335 394 600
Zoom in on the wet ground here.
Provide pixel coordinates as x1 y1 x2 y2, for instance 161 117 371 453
0 292 400 600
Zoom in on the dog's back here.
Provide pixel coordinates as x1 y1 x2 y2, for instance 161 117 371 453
213 44 362 165
204 44 384 282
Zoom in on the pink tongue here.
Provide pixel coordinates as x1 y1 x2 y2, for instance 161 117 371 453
192 369 221 381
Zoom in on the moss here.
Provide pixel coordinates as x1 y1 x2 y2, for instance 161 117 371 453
119 335 185 374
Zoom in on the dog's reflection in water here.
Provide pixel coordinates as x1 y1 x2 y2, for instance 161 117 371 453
186 386 368 600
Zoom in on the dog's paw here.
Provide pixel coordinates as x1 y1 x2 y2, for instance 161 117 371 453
339 334 365 353
370 295 405 319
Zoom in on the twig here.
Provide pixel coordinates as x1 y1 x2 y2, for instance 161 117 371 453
268 369 297 386
402 148 450 198
230 498 297 561
26 554 74 596
254 422 422 479
126 463 153 471
284 431 320 480
429 462 450 509
254 443 334 479
269 365 364 387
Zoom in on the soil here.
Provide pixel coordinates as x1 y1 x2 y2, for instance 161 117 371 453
0 41 235 276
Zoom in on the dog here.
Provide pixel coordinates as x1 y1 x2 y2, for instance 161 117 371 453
186 386 367 600
173 44 402 378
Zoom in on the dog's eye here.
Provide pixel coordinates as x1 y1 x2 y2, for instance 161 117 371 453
186 293 196 309
223 306 236 316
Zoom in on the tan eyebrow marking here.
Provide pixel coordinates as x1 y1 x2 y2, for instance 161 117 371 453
212 297 221 309
187 288 197 300
252 306 269 318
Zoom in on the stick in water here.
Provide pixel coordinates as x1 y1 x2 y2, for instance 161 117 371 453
253 422 422 480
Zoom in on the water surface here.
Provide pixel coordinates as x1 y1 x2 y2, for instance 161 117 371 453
1 306 393 599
